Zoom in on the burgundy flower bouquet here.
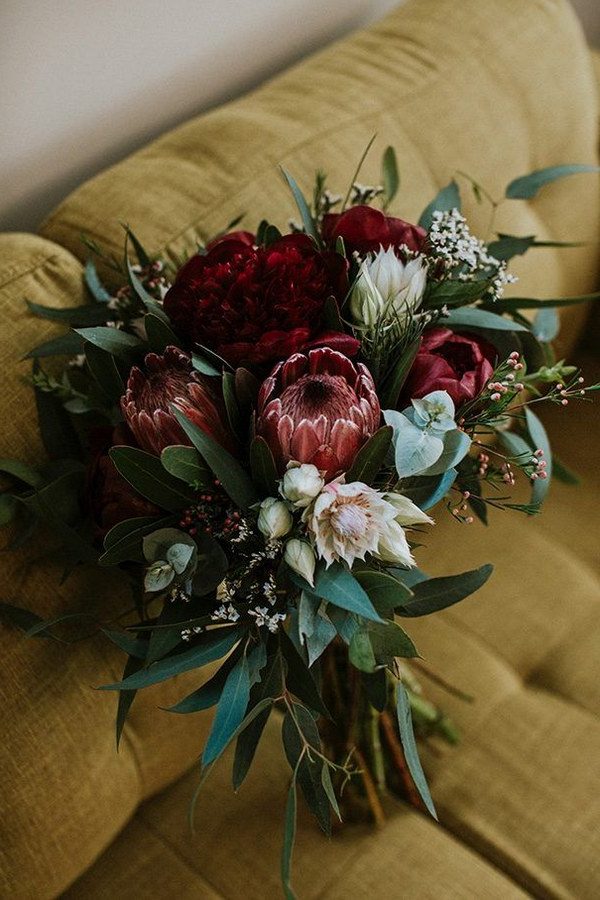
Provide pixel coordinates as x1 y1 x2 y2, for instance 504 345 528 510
1 146 598 896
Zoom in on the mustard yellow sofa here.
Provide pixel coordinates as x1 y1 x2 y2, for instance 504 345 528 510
1 1 599 897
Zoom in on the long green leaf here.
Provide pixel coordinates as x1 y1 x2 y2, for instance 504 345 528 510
381 145 399 211
25 332 85 359
280 168 319 243
396 682 437 818
418 180 460 230
75 326 142 358
525 407 552 508
202 652 251 765
249 436 279 496
26 299 110 327
109 446 198 512
345 426 392 485
98 625 245 691
85 344 124 402
172 408 258 510
309 563 384 624
444 308 527 332
160 445 211 487
397 564 493 617
506 164 600 200
281 772 298 900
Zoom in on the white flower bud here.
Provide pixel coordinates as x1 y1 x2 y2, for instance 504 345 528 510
284 539 316 587
257 497 293 539
350 247 427 333
281 463 324 508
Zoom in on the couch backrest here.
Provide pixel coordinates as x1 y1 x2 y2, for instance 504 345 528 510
1 0 599 897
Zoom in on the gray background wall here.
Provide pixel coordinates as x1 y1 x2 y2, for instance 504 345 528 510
0 0 597 234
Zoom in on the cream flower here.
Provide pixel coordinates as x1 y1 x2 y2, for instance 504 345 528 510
350 246 427 332
281 462 324 508
305 481 433 569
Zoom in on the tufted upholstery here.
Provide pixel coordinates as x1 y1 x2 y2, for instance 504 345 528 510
0 0 599 897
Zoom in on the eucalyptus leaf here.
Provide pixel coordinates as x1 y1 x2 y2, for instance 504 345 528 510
396 682 437 818
172 408 258 510
396 564 493 617
280 168 320 243
202 651 251 765
505 164 600 200
381 145 399 210
418 180 460 230
25 332 85 359
98 624 245 690
383 410 443 479
75 326 143 358
310 563 384 624
145 314 180 351
532 307 560 343
26 299 110 327
0 458 43 488
353 568 413 611
84 259 111 303
525 407 552 508
161 445 211 487
85 344 124 402
110 446 198 512
421 429 471 476
443 307 527 332
249 437 279 496
345 426 393 485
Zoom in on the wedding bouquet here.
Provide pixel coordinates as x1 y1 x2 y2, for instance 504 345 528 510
1 144 598 897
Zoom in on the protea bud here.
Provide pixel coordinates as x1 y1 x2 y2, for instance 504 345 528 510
256 347 381 481
350 247 427 332
257 497 293 540
284 538 316 587
121 345 235 455
281 463 324 508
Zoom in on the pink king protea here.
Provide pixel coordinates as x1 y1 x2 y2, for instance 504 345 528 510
256 347 381 480
121 345 235 455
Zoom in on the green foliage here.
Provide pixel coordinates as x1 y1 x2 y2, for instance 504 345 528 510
99 624 246 691
418 180 460 229
26 299 111 327
345 426 393 485
381 145 399 211
232 653 284 790
349 621 418 673
160 445 211 488
84 259 111 303
525 407 552 508
396 564 493 617
172 408 258 510
145 314 180 351
75 326 142 357
310 563 383 624
282 704 330 834
25 332 85 359
353 568 413 612
109 446 198 512
249 437 279 497
377 339 420 409
202 650 252 765
443 307 527 332
396 682 437 818
99 516 165 566
505 164 600 199
85 344 124 402
280 168 320 244
279 630 330 718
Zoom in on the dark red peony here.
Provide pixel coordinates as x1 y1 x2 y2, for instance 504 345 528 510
163 233 357 367
121 345 235 455
256 347 381 480
403 327 497 406
87 424 160 539
321 205 427 256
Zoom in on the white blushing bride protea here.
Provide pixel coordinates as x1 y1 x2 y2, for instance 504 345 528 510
305 480 433 569
350 246 427 333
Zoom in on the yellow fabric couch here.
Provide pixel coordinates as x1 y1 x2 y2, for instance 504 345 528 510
1 0 599 897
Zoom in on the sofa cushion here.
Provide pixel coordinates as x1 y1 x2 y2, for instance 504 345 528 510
63 718 528 900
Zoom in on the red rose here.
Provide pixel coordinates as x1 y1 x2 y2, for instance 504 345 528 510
403 328 496 406
163 234 357 366
322 206 427 256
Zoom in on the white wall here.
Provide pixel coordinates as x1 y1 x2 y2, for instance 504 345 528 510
0 0 598 234
0 0 399 233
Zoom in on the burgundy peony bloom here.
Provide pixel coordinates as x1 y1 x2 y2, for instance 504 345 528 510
205 230 256 251
256 347 381 480
163 233 357 366
322 205 427 256
121 346 235 455
87 424 160 539
403 327 497 406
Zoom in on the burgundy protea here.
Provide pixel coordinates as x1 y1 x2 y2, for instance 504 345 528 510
121 345 235 455
256 347 381 480
163 233 358 367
